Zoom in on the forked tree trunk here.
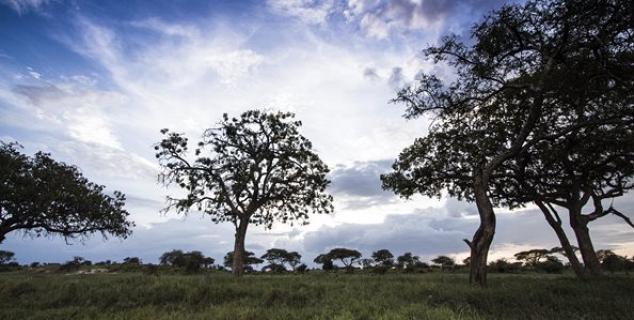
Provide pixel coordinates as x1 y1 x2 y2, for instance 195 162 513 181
569 207 602 277
232 218 249 277
467 176 496 287
535 200 586 279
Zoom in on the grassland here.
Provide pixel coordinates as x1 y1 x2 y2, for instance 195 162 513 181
0 272 633 320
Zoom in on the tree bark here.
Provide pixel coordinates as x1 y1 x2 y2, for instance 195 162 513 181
468 175 496 287
535 200 586 279
232 218 249 277
569 207 602 276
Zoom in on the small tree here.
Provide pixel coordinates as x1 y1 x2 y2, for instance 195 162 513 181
0 142 133 245
159 250 186 267
313 253 334 271
396 252 420 272
371 249 394 267
432 255 455 272
123 257 142 265
155 110 333 276
514 249 551 267
261 248 294 272
0 250 15 265
327 248 361 272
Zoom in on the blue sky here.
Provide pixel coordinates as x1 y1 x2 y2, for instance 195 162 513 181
1 0 633 266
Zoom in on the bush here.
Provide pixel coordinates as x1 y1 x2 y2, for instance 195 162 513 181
372 265 389 274
488 259 522 273
534 256 565 274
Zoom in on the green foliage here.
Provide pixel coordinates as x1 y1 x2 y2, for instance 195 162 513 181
0 142 133 243
1 273 634 319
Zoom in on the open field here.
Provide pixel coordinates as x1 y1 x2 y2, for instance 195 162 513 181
1 272 633 320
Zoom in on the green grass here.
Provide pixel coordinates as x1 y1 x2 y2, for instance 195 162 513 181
0 272 632 319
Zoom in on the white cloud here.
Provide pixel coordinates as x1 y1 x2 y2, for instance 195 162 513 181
266 0 335 25
1 0 49 15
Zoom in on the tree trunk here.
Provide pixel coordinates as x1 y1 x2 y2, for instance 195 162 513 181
232 218 249 277
535 200 585 279
569 207 602 276
468 175 496 287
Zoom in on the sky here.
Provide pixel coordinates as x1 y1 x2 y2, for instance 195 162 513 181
1 0 633 267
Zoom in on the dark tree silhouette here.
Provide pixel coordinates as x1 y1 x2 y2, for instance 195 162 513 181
396 252 420 271
514 249 551 266
512 122 634 277
382 0 634 286
261 248 302 271
371 249 394 267
155 110 333 276
313 253 334 271
432 255 455 272
160 250 215 272
0 142 133 245
0 250 14 265
325 248 361 272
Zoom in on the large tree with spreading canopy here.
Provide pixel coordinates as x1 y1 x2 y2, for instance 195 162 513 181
155 110 333 276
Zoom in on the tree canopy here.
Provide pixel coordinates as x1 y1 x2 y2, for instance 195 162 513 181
371 249 394 267
155 110 333 276
261 248 302 271
0 142 133 244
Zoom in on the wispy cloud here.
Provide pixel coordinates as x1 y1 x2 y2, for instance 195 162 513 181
1 0 50 15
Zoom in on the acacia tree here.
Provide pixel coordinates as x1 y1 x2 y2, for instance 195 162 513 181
260 248 302 271
0 142 132 245
396 252 420 271
371 249 394 267
513 249 551 266
382 0 633 286
156 110 333 276
513 120 634 277
432 255 456 272
313 253 334 271
223 251 263 272
327 248 361 272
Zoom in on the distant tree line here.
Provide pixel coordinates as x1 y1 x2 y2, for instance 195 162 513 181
4 246 632 275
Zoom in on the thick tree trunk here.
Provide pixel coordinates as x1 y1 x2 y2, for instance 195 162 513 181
232 218 249 277
535 201 585 279
468 176 496 287
569 208 602 276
